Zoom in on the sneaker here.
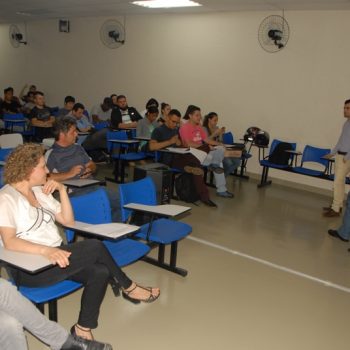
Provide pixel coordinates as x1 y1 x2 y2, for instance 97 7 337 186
323 209 340 217
207 164 225 174
201 199 217 207
61 334 113 350
184 165 204 176
217 191 234 198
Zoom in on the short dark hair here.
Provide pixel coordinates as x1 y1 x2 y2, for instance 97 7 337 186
34 91 44 97
168 109 181 118
147 106 159 115
345 99 350 105
53 116 77 140
161 102 170 111
183 105 200 120
117 95 126 101
4 87 13 94
146 98 159 109
110 94 117 99
64 95 75 104
72 102 85 111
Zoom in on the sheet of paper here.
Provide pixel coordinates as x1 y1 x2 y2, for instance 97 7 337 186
165 147 190 154
189 147 208 164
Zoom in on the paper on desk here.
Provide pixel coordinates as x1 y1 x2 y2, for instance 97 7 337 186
68 221 140 238
165 147 190 154
124 203 191 216
189 147 208 164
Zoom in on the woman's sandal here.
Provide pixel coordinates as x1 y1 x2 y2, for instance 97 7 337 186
71 323 94 340
122 283 160 304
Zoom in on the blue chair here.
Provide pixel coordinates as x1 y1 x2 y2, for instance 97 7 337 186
94 121 109 131
3 113 34 139
18 280 82 321
0 148 13 162
293 145 331 177
119 177 192 277
258 139 297 188
107 130 147 183
49 107 60 117
66 187 150 268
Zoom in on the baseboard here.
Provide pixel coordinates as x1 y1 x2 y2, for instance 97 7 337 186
246 171 333 197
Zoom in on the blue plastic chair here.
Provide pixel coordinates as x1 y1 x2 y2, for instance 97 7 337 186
18 280 82 321
3 113 34 139
119 177 192 276
258 139 297 188
107 130 147 183
66 188 150 268
0 148 13 162
94 121 109 131
293 145 331 177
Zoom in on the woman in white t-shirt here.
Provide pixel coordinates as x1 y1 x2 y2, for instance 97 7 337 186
0 143 160 341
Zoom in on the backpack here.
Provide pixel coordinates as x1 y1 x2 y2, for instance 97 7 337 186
175 173 199 203
268 142 293 165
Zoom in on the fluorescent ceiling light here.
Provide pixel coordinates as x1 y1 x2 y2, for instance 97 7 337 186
132 0 202 9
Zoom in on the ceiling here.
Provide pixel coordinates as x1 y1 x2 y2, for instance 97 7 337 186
1 0 350 24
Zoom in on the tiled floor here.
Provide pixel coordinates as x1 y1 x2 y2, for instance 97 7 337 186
27 170 350 350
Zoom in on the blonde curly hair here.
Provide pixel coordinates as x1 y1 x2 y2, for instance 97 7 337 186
4 143 44 184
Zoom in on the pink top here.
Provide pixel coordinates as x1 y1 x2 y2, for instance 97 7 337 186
179 123 207 146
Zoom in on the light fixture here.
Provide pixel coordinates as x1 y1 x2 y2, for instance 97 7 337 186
132 0 202 9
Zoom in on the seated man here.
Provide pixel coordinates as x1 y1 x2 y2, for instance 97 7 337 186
22 91 36 116
69 103 109 162
29 91 55 142
57 95 75 117
1 87 22 114
179 105 233 198
0 278 111 349
136 106 159 151
149 109 217 207
45 116 120 221
110 95 142 130
90 97 113 124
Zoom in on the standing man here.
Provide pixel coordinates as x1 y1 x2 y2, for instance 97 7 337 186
323 99 350 217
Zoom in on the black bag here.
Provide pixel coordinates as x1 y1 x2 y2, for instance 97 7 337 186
175 173 199 203
268 142 293 165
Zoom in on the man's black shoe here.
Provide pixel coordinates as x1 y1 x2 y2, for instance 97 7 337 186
201 199 217 207
61 334 113 350
328 229 349 242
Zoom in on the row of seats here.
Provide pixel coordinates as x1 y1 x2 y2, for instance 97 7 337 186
258 139 334 188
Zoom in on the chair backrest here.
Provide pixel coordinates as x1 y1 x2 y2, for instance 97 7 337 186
119 177 157 222
0 134 23 148
94 121 109 131
300 145 330 167
3 113 25 121
268 139 296 156
222 132 234 145
65 188 111 242
0 148 13 162
106 130 128 152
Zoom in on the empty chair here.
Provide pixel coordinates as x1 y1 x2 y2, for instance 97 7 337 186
0 133 23 148
3 113 34 139
293 145 331 177
119 177 192 276
66 187 150 268
107 130 147 183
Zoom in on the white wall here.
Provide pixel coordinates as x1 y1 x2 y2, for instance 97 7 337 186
1 11 349 190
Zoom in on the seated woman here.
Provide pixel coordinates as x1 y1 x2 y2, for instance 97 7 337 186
202 112 241 177
0 143 160 341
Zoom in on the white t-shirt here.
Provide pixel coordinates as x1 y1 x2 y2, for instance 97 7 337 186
0 185 62 247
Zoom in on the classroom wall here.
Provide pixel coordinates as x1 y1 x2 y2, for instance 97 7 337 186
0 10 349 190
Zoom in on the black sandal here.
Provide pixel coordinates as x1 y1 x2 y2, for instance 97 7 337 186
71 324 94 340
122 284 160 304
